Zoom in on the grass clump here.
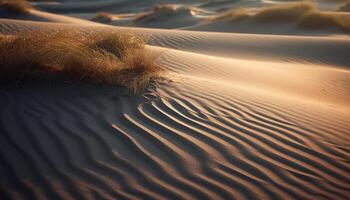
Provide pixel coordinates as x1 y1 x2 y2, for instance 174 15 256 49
0 30 162 93
0 0 33 14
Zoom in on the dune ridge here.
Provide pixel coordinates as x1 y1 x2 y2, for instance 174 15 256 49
1 19 349 67
0 67 349 200
0 0 33 14
134 4 204 22
91 12 116 23
204 2 350 33
338 1 350 11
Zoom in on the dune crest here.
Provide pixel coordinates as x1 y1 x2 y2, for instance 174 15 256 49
338 1 350 11
207 2 350 32
91 12 116 23
134 4 205 23
0 0 33 14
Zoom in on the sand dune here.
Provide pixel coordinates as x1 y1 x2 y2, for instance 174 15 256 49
30 0 349 36
0 0 101 24
0 0 349 200
2 74 349 200
1 19 349 67
338 1 350 11
132 4 208 29
189 2 350 35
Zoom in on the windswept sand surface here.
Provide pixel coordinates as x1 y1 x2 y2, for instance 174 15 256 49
0 0 350 200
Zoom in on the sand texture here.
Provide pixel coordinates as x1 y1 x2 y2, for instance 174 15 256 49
0 0 349 199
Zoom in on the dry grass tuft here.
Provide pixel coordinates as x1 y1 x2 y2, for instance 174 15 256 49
91 12 115 23
0 0 33 14
0 30 162 93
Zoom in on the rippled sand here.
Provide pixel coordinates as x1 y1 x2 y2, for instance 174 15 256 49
0 0 349 199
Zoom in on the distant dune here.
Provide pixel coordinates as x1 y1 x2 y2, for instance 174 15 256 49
132 4 207 28
338 1 350 11
91 12 115 23
206 2 350 32
134 4 203 22
0 0 33 14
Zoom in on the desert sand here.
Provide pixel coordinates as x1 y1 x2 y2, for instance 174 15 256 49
0 0 349 200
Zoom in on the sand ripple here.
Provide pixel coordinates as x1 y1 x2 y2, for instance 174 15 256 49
0 19 349 200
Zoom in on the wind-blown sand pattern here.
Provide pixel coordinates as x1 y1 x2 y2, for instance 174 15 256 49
0 0 349 200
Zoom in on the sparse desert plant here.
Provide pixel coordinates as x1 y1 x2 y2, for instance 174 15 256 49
90 32 145 58
0 0 33 14
0 30 162 92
